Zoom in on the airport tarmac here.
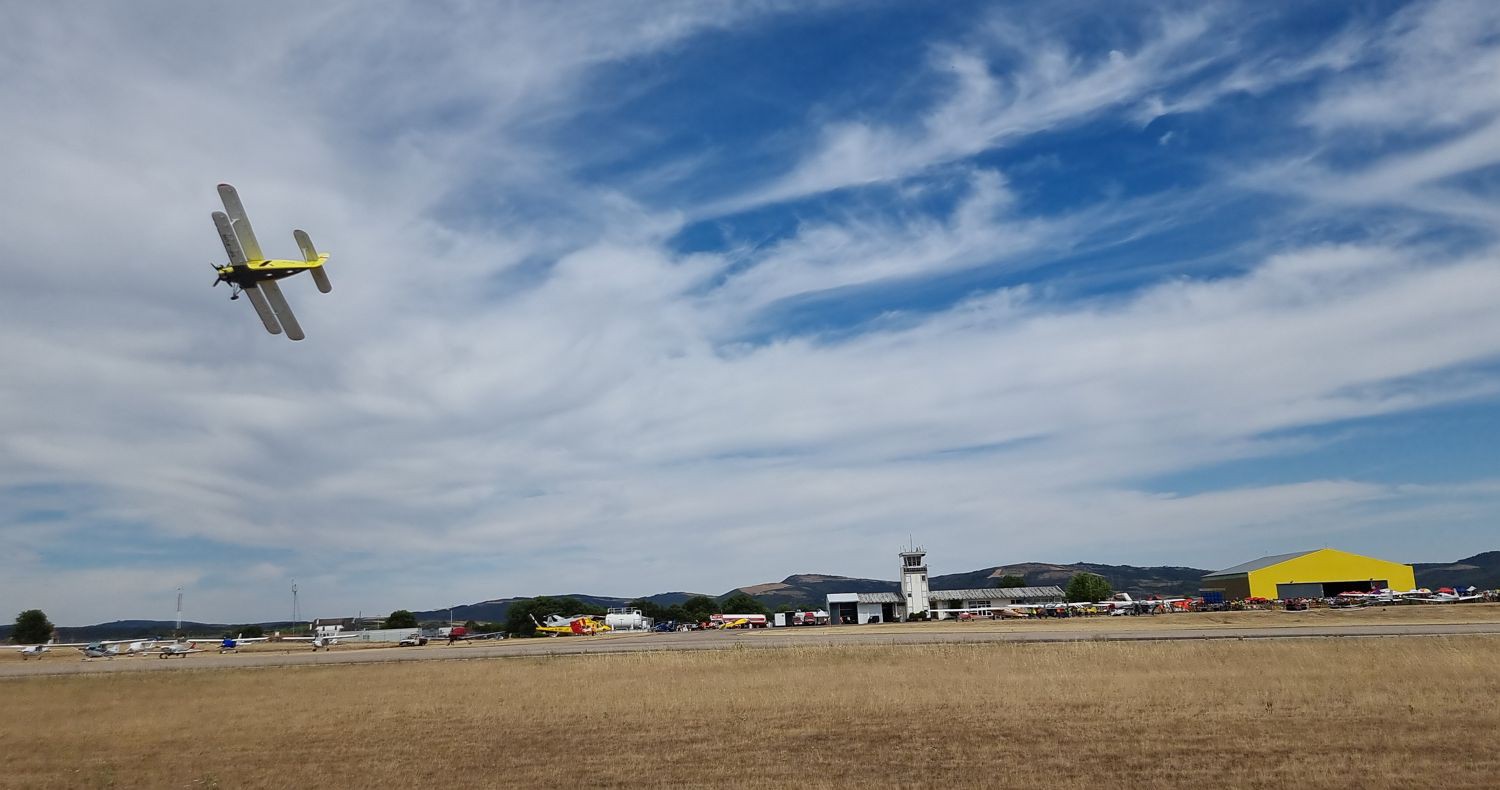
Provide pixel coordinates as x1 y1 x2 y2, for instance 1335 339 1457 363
6 619 1500 678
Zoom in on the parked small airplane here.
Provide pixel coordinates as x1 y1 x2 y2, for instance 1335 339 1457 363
217 634 271 653
209 183 331 341
156 641 202 658
16 643 57 660
531 614 610 636
709 613 769 628
280 634 347 651
79 642 124 660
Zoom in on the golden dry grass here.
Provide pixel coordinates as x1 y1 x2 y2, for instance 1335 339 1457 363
3 636 1497 789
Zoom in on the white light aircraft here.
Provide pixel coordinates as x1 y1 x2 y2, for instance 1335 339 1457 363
155 641 203 658
280 634 347 651
218 634 271 653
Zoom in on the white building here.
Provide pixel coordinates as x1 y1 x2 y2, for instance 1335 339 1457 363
826 547 1064 623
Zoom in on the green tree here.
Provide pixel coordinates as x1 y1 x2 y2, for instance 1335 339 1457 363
627 599 670 622
463 620 479 631
994 574 1027 588
13 609 53 644
720 593 770 616
1065 573 1113 603
680 595 717 622
224 624 265 639
385 610 418 629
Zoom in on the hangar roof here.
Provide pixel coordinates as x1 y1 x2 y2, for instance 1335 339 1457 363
854 592 904 604
1204 550 1316 578
929 586 1065 601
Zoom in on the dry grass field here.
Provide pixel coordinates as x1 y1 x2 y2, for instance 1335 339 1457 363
3 636 1497 789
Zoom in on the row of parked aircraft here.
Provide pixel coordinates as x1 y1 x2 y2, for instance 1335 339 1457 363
15 631 365 660
1335 586 1485 605
17 637 200 660
938 593 1190 620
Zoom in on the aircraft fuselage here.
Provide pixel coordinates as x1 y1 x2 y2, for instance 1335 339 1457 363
216 256 327 288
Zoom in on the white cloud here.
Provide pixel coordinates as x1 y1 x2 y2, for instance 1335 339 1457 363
3 2 1500 624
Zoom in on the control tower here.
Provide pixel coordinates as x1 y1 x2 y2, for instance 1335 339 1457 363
899 546 930 617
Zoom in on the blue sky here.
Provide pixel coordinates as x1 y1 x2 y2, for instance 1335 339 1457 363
3 1 1500 625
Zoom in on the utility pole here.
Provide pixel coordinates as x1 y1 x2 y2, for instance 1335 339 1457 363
291 580 300 629
175 587 183 636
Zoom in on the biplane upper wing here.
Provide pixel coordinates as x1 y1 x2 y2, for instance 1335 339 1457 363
212 211 247 265
257 280 305 341
217 183 264 261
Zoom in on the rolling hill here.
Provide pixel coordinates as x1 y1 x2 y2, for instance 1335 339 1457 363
1414 551 1500 590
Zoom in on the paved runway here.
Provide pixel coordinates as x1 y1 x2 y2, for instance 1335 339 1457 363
5 620 1499 678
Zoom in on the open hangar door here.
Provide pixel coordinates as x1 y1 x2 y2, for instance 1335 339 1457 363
1276 580 1389 599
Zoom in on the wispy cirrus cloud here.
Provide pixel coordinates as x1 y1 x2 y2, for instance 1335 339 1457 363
3 2 1500 625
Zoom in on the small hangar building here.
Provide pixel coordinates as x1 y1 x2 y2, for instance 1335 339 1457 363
1201 548 1416 600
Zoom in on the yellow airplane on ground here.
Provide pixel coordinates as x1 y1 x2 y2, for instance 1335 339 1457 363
210 183 330 341
531 613 611 636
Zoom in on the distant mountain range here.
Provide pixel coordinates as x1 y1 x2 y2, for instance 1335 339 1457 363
8 552 1497 640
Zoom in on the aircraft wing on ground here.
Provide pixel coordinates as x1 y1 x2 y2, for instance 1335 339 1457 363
447 631 506 641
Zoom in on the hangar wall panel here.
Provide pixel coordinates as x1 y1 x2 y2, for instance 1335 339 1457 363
1245 549 1415 600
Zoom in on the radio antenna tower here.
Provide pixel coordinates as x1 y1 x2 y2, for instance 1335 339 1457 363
175 587 184 634
291 580 300 626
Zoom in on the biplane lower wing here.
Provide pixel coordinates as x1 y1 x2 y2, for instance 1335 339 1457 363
257 280 304 341
241 284 283 335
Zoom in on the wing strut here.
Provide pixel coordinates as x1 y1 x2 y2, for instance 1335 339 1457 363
241 284 283 335
257 280 304 341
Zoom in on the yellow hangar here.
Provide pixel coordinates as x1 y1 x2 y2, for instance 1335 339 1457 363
1201 548 1416 600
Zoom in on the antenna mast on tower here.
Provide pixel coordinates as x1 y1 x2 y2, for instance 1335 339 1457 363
175 587 183 634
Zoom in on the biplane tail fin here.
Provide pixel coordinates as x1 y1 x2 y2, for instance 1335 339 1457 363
295 229 332 293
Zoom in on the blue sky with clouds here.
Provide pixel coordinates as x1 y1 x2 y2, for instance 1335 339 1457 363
3 1 1499 625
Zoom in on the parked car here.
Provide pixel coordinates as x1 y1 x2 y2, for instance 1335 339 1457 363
398 634 428 647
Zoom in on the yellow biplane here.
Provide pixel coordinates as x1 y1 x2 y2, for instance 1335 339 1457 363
210 183 330 341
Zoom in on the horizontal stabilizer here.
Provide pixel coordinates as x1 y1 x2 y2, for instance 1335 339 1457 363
242 284 282 335
212 212 247 265
217 183 264 261
258 280 304 341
